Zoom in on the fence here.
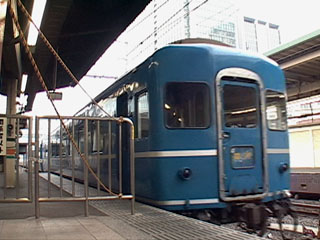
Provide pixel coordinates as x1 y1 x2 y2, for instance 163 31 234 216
0 114 135 218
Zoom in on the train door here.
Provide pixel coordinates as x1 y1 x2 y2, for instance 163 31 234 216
216 68 268 201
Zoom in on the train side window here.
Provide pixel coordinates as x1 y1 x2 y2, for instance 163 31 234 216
137 91 149 138
165 82 210 128
99 97 117 117
266 90 287 131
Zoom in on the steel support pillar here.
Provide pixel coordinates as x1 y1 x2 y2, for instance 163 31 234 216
5 78 17 188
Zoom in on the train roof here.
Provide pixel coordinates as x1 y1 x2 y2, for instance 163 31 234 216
77 42 280 115
167 42 278 66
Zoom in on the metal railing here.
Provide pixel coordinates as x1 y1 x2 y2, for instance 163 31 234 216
0 114 33 203
34 115 135 218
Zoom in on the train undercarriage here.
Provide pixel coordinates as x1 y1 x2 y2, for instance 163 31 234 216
181 198 297 237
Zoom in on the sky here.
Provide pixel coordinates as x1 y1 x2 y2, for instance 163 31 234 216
1 0 320 116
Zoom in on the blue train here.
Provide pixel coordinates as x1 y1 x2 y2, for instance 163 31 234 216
46 42 292 232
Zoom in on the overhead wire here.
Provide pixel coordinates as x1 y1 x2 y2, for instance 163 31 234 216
124 0 171 34
85 74 117 79
126 0 208 56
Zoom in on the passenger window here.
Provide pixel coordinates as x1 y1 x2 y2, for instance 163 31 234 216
137 91 149 138
266 90 287 131
165 83 210 128
223 84 257 128
99 97 117 117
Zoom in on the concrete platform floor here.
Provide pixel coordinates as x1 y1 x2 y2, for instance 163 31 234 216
0 216 138 240
0 169 261 240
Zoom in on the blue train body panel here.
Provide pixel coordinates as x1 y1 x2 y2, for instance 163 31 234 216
53 43 290 217
122 44 289 210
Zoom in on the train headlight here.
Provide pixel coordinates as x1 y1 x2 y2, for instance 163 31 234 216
279 162 289 173
178 167 192 180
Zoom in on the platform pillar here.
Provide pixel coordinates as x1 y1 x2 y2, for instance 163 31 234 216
5 77 17 188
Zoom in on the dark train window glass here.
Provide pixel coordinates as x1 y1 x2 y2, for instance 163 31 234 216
137 91 149 138
223 85 258 128
266 90 287 131
165 83 210 128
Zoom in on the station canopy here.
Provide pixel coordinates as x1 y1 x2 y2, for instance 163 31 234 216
266 29 320 101
0 0 150 111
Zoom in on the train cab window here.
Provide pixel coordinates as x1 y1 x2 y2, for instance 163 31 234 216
165 83 210 128
223 85 257 128
266 90 287 131
137 91 149 138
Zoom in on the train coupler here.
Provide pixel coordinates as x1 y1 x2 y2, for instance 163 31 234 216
237 203 268 236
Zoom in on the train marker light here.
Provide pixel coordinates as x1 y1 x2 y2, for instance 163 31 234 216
279 162 289 173
178 167 192 180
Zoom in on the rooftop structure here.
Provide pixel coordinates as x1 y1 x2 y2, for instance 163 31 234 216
239 17 281 52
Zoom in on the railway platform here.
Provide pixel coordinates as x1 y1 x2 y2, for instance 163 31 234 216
0 170 262 239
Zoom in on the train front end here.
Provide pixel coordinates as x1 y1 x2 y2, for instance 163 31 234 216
214 63 292 231
135 44 292 231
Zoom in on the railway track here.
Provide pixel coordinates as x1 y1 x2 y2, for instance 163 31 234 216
291 199 320 216
245 200 320 239
223 199 320 239
265 199 320 239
